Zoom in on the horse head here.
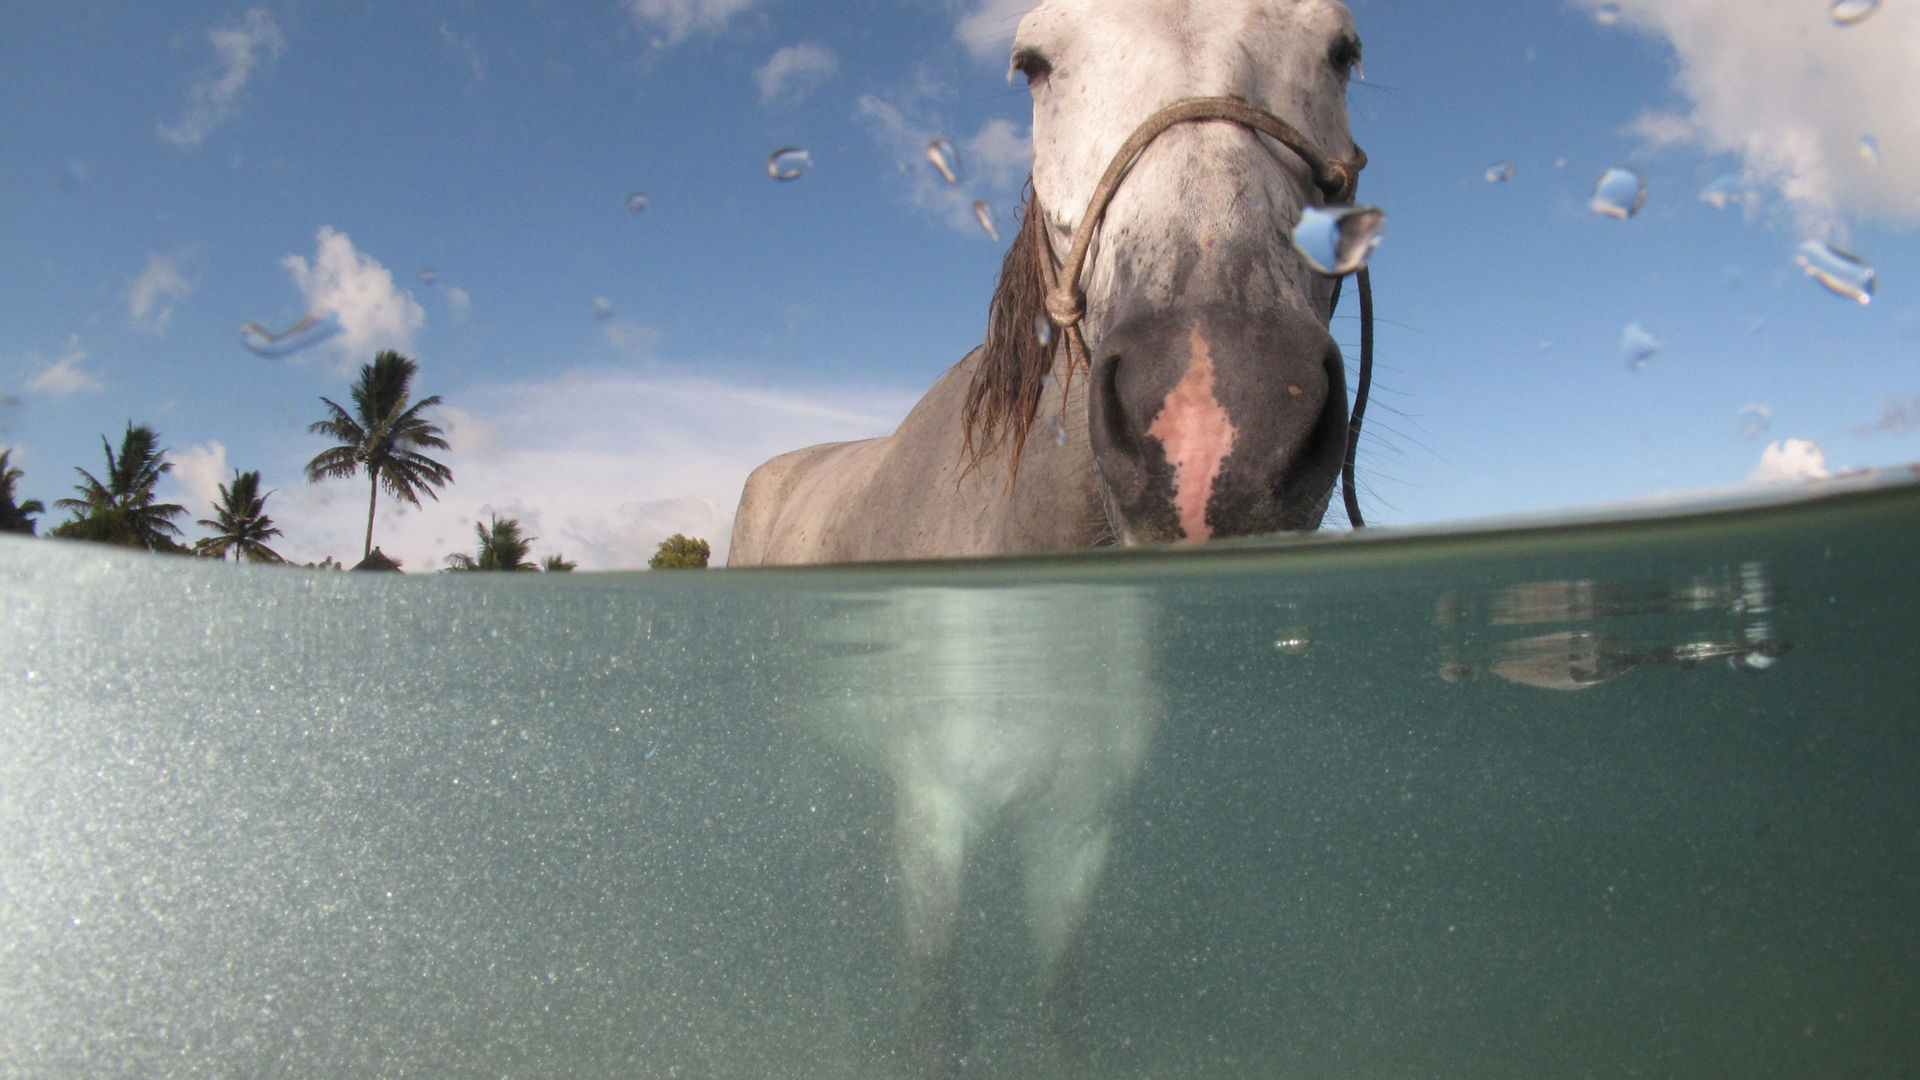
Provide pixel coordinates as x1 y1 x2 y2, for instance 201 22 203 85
971 0 1366 544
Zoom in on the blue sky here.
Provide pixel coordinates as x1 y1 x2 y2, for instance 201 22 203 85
2 0 1915 569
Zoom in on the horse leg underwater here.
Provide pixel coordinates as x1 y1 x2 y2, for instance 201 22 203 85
828 587 1156 1077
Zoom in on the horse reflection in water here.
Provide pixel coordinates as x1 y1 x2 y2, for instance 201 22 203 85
729 0 1369 1072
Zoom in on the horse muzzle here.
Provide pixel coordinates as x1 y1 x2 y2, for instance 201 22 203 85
1088 303 1349 543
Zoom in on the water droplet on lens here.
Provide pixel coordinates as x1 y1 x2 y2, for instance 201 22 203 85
1737 404 1773 440
240 311 342 358
1831 0 1879 25
417 267 438 285
1485 161 1514 183
926 139 961 184
1858 135 1881 166
1700 173 1759 210
1034 315 1055 348
1290 205 1385 277
1590 167 1646 219
626 191 650 212
1794 240 1875 304
1594 3 1622 25
1621 321 1661 370
591 296 614 320
973 200 1000 241
767 147 811 181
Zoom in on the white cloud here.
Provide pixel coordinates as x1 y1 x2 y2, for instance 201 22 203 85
1581 0 1920 233
956 0 1036 63
26 335 103 396
438 22 486 90
128 251 194 333
157 9 285 148
1747 438 1831 484
169 441 229 519
626 0 766 45
271 367 918 571
279 226 426 374
856 95 1032 235
755 43 838 107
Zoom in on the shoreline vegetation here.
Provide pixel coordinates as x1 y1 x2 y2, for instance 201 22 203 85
0 350 708 572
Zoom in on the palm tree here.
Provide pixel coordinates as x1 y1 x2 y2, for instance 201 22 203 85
51 423 187 550
305 350 453 560
194 470 285 563
0 449 45 535
541 553 577 572
444 514 541 571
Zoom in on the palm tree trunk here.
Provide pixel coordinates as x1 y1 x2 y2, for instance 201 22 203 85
364 471 379 559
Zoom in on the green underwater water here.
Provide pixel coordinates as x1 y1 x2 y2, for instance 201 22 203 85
3 472 1917 1079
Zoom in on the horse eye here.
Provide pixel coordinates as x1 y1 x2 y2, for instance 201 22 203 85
1011 49 1052 86
1328 36 1361 77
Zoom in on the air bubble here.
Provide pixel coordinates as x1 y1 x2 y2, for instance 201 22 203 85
1794 241 1874 304
767 147 812 181
626 191 651 212
1858 135 1881 166
1621 321 1661 370
1290 205 1385 277
1594 3 1622 25
1050 415 1068 446
1737 404 1772 440
1831 0 1879 26
417 267 438 285
1485 161 1514 183
974 200 1000 241
1034 315 1055 348
1589 167 1646 219
591 296 614 320
926 139 961 184
240 312 342 358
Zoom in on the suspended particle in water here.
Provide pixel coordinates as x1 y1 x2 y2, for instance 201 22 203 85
973 200 1000 241
1620 321 1661 370
1290 205 1385 277
1593 3 1622 25
418 267 438 285
1034 315 1055 348
926 139 961 184
1274 629 1312 654
591 296 614 320
1830 0 1879 26
1794 241 1874 304
1737 404 1773 440
1700 173 1760 211
1858 135 1881 166
767 147 811 181
1589 167 1646 219
1485 161 1514 183
240 311 342 358
626 191 651 212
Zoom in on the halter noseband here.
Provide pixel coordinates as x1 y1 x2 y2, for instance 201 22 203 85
1030 95 1376 529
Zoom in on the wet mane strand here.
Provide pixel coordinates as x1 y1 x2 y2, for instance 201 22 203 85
963 180 1060 479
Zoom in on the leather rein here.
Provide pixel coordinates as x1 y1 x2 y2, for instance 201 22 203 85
1030 95 1375 529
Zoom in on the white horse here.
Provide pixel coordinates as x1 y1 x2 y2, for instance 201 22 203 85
732 1 1367 1072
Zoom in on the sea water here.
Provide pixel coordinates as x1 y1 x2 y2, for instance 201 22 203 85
3 471 1917 1079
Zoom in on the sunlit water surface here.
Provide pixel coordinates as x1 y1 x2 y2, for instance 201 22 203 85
4 473 1918 1079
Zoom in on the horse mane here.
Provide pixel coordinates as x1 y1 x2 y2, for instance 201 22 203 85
963 179 1060 478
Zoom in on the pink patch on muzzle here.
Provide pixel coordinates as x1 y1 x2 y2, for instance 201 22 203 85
1146 327 1237 542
